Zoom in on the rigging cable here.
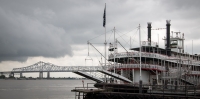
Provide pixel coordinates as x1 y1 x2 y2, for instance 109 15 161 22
88 29 113 42
115 28 139 50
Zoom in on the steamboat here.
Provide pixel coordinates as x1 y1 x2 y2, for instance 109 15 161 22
72 20 200 99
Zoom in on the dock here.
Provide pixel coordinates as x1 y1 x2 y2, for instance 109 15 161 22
72 83 200 99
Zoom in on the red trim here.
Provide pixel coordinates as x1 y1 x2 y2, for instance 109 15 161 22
115 68 164 72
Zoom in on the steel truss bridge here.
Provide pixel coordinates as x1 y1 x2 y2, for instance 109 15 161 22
12 61 105 72
0 61 107 79
0 61 131 83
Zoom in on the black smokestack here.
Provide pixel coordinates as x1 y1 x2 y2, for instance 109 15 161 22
166 20 171 56
147 22 152 46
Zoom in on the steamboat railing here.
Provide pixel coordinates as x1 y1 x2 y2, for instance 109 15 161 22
108 52 200 66
107 64 165 71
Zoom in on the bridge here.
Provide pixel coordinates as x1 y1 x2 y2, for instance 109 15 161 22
0 61 132 83
0 61 106 79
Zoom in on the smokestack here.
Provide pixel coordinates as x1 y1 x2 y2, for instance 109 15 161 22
166 20 171 56
147 22 152 46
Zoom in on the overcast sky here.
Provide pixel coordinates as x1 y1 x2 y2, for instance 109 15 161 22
0 0 200 77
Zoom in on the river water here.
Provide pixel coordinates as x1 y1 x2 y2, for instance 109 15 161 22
0 79 95 99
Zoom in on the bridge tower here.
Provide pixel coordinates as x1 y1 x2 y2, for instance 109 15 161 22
47 72 50 79
20 72 23 78
39 72 43 79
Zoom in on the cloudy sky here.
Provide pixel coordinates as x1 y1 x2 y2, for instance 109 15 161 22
0 0 200 77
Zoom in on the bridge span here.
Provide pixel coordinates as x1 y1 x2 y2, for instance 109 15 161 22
0 61 107 78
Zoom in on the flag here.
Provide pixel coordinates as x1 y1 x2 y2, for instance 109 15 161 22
103 4 106 27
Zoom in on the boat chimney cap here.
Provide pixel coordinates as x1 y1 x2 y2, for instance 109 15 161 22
166 20 171 24
147 22 152 27
147 22 152 24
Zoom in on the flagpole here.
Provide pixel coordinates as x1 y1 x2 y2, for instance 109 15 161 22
103 3 107 83
105 3 106 69
104 21 107 83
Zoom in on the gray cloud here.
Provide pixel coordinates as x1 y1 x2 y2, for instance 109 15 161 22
0 1 73 62
0 0 200 62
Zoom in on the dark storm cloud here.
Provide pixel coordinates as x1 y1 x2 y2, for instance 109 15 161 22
0 0 74 62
